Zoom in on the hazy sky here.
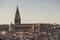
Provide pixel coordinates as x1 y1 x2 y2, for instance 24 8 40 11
0 0 60 24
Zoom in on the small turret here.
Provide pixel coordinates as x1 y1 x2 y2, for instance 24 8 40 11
9 22 13 31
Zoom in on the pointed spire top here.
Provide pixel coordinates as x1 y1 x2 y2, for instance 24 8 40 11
17 5 19 11
16 5 20 16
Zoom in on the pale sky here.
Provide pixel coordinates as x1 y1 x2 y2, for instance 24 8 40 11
0 0 60 24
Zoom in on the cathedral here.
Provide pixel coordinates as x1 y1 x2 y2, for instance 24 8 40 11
0 6 40 40
12 6 40 33
0 6 40 32
0 6 60 40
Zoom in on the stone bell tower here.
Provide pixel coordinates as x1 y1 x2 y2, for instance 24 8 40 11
14 6 21 24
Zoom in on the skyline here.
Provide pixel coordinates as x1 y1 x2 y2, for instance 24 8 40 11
0 0 60 24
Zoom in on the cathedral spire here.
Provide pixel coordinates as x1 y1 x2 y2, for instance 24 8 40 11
14 6 21 24
16 6 20 16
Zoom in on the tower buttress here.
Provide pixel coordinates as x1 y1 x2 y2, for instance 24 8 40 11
15 6 21 24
